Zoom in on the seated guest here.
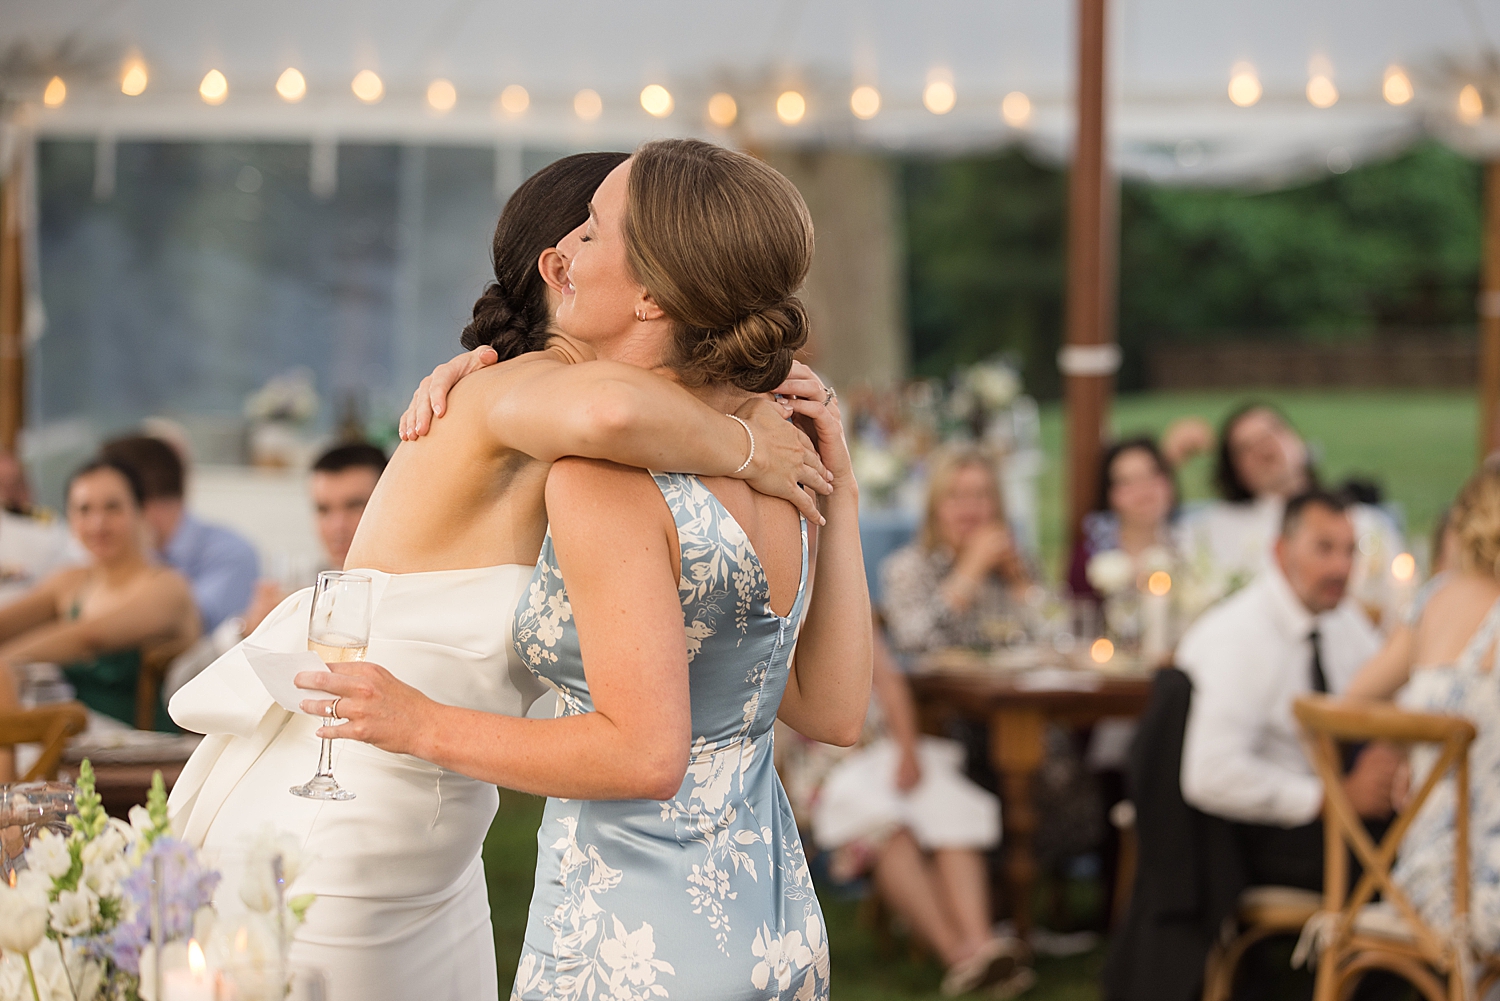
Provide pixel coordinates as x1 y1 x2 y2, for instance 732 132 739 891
810 631 1023 997
100 435 259 631
1346 467 1500 952
0 460 199 775
1179 490 1396 890
1068 435 1179 602
881 446 1032 654
1175 403 1404 617
311 441 388 570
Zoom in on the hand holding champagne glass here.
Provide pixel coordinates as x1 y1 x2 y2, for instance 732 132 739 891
291 571 371 801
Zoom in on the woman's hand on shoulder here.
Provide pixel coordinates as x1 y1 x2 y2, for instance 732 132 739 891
732 396 832 524
398 346 500 441
298 661 442 757
772 362 856 496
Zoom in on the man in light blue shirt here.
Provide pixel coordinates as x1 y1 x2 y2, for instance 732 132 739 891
101 435 259 631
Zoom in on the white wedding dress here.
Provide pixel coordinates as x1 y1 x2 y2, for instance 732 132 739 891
167 565 545 1001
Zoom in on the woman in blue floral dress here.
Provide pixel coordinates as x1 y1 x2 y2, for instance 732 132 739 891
300 139 871 1000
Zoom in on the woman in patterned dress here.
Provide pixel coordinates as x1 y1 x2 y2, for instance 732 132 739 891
300 140 872 1000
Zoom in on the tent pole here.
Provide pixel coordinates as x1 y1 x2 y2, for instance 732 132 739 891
0 165 23 456
1063 0 1116 556
1481 160 1500 463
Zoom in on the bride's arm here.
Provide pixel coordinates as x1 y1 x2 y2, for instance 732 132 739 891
402 348 832 522
297 458 693 800
771 366 873 747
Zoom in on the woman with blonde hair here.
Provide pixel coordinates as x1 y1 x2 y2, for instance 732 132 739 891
881 445 1031 654
1349 465 1500 952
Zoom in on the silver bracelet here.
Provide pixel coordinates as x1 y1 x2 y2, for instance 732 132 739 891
727 413 755 474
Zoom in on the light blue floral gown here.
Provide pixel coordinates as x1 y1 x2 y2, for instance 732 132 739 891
510 472 830 1001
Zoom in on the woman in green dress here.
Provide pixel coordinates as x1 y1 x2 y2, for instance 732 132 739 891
0 458 199 776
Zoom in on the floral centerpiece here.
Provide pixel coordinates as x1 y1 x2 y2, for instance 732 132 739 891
0 763 313 1001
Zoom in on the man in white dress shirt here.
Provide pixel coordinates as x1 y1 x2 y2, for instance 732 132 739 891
1179 489 1398 890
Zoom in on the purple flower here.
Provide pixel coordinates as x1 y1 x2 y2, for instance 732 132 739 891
100 838 220 974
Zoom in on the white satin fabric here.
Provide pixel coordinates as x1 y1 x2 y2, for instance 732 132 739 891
167 565 544 1001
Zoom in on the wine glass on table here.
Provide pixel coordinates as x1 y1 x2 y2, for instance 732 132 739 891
290 571 371 801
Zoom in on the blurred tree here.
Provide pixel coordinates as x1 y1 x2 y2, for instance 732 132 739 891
903 142 1482 396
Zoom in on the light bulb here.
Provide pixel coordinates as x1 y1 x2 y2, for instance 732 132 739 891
427 78 456 112
1227 64 1262 107
776 90 806 124
1001 91 1031 126
850 85 880 119
923 78 956 115
351 70 384 104
498 84 529 115
574 89 602 121
1307 74 1338 109
121 60 148 97
640 84 673 117
43 76 66 108
1382 67 1413 106
199 69 228 105
1459 84 1485 124
275 68 306 103
707 92 737 127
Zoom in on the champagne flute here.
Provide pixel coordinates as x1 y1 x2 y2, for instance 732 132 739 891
290 571 371 801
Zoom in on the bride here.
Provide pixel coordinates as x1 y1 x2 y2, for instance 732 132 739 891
167 151 834 1001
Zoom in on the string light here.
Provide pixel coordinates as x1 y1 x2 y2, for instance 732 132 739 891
121 59 148 97
498 85 529 115
1307 73 1338 109
43 76 66 108
1382 66 1413 106
707 92 737 127
199 69 228 105
351 70 384 103
1459 84 1485 123
1391 553 1416 582
275 68 306 103
1001 91 1031 126
850 85 880 119
1090 638 1115 664
1147 571 1172 596
1227 63 1262 107
427 78 457 112
640 84 673 117
574 89 602 120
923 72 956 114
776 90 806 124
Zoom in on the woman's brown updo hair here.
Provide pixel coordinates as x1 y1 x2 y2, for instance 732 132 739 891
622 139 813 393
463 151 630 358
1451 465 1500 578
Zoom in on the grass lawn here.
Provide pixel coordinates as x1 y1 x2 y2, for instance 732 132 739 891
1035 389 1478 576
483 390 1478 1000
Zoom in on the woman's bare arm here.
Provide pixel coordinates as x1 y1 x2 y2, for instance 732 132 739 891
774 369 873 747
298 458 693 800
0 570 198 668
0 572 68 645
402 348 831 522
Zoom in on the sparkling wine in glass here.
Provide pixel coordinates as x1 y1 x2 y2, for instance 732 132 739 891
290 571 371 801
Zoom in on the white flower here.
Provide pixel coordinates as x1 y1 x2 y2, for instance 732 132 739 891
0 939 98 1001
598 917 673 988
82 852 130 898
1086 549 1136 596
535 615 562 647
750 924 812 992
0 882 48 953
48 887 98 937
965 361 1021 410
13 869 51 908
240 826 308 912
24 828 72 879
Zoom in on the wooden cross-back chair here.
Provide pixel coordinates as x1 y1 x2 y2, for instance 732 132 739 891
135 634 197 730
1293 694 1500 1001
1 702 88 781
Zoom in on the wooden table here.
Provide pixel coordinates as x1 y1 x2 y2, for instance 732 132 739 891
58 761 187 819
910 653 1152 940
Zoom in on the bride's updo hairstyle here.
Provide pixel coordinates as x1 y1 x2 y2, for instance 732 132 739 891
1452 464 1500 578
623 139 813 393
463 150 630 358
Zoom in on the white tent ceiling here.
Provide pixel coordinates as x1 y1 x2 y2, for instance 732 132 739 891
3 0 1500 184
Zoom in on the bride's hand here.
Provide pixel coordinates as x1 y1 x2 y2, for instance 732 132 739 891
772 362 855 493
297 662 440 757
734 396 833 524
398 346 500 441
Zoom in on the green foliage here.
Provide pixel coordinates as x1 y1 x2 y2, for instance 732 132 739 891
68 760 108 841
902 143 1482 395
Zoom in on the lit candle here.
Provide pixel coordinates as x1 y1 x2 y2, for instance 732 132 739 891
163 940 216 1001
1141 571 1173 664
